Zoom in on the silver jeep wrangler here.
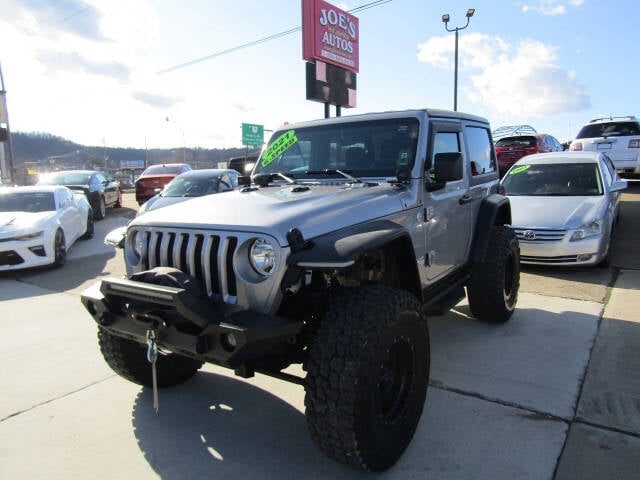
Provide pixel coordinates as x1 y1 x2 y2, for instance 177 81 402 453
82 109 519 472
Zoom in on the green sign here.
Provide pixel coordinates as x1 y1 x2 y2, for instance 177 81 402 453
242 123 264 146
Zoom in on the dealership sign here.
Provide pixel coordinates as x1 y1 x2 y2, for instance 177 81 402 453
302 0 359 73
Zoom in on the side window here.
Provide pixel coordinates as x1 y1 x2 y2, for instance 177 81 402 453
429 131 460 172
601 157 614 186
465 126 496 175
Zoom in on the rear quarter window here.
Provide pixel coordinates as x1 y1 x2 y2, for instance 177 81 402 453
465 126 496 175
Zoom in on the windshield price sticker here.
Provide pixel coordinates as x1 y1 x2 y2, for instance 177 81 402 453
261 130 298 168
510 164 531 175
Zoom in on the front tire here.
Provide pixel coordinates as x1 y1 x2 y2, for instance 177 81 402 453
467 225 519 323
52 229 66 268
98 328 203 387
305 285 430 472
81 211 94 239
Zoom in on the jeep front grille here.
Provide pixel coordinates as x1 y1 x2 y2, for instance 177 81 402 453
140 229 239 302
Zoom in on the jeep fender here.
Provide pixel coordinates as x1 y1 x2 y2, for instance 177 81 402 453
470 194 513 263
287 220 422 300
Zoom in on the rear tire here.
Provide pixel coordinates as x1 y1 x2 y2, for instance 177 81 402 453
94 196 106 220
467 226 519 323
98 328 203 387
305 285 429 472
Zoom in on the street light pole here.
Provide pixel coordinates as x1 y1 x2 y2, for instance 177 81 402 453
442 8 475 112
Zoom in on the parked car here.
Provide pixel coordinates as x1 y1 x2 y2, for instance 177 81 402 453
37 170 121 220
569 116 640 178
138 169 239 216
135 163 192 205
500 152 627 266
495 133 564 177
0 185 93 270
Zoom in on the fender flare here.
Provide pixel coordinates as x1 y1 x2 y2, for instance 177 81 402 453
470 194 513 263
287 220 422 300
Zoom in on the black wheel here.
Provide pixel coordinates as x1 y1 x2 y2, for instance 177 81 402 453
98 328 203 387
599 226 613 267
305 285 429 472
52 229 66 268
81 211 94 239
94 196 106 220
467 225 520 323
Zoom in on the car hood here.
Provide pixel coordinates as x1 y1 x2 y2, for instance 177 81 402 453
141 195 190 213
509 195 606 230
131 183 408 245
0 211 55 233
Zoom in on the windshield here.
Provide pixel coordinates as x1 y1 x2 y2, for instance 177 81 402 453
38 172 90 185
162 176 220 197
501 163 603 196
144 165 182 175
0 191 56 212
254 118 420 179
576 121 640 138
495 136 536 147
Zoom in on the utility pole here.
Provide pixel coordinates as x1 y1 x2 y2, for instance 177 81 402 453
0 62 16 184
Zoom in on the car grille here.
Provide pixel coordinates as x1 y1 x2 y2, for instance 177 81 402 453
513 228 566 243
138 228 240 302
0 250 24 266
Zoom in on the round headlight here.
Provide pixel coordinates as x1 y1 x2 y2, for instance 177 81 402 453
249 238 276 276
132 230 145 259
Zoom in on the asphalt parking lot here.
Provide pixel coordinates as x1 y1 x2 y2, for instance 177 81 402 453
1 184 639 479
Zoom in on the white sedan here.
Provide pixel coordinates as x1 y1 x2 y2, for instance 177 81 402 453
0 185 93 271
500 152 627 266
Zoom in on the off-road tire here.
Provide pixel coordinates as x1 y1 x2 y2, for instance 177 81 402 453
305 285 430 472
52 229 66 268
467 225 519 323
81 211 94 239
98 328 203 387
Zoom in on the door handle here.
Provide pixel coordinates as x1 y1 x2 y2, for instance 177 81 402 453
459 195 474 205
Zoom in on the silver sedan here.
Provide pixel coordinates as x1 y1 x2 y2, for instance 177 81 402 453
500 152 627 266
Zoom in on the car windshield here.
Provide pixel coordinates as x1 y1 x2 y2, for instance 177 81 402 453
501 163 603 196
0 191 56 212
144 165 182 175
253 118 420 179
38 172 91 185
495 136 536 147
576 121 640 139
163 176 220 197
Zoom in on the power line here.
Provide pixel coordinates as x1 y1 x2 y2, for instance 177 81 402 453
157 0 393 75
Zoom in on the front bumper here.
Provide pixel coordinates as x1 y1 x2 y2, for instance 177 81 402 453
518 235 606 266
0 235 53 271
81 277 303 368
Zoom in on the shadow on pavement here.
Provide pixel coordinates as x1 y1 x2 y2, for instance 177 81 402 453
131 372 360 479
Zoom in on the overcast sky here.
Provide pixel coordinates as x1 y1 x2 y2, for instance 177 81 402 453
0 0 636 149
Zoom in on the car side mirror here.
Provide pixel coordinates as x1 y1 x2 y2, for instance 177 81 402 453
238 175 251 187
434 152 463 182
610 180 628 192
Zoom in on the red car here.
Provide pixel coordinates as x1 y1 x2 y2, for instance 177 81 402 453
495 134 564 177
135 163 191 205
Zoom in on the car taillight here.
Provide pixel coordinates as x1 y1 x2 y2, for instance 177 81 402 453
570 142 582 151
629 139 640 148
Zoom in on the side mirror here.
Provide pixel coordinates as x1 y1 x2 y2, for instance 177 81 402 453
433 152 463 182
238 175 251 187
610 180 628 192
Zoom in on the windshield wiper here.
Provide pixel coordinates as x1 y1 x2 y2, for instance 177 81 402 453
306 169 362 183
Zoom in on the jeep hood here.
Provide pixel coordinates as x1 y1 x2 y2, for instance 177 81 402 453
131 183 409 246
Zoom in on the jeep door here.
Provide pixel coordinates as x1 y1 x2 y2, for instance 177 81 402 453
423 123 471 281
